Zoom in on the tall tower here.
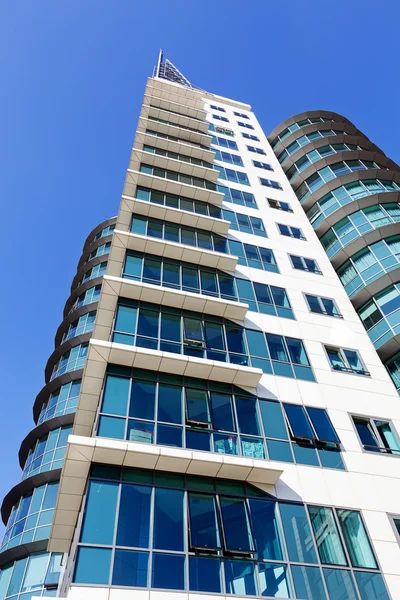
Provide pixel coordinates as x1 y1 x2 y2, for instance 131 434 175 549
1 53 400 600
268 113 400 393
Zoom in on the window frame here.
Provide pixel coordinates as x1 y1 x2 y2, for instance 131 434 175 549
351 414 400 454
277 223 306 241
267 198 293 213
304 293 342 318
324 346 370 376
289 254 322 275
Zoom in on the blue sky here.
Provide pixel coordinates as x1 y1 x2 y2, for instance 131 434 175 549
0 0 399 525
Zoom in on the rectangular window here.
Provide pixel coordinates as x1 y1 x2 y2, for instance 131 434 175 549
210 105 225 112
325 346 369 376
305 294 342 317
283 404 340 445
215 126 234 137
260 178 282 190
253 160 273 171
215 166 250 186
217 185 257 208
247 146 266 155
242 133 259 141
214 150 243 167
212 114 229 122
278 224 306 240
211 135 238 150
222 210 266 237
238 121 254 129
267 198 293 213
352 416 400 453
290 255 322 274
234 111 249 119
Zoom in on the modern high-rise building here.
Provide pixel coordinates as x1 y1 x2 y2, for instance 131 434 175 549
1 51 400 600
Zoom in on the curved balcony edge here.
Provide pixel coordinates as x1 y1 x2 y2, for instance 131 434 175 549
0 539 49 570
19 413 75 469
1 469 62 526
33 369 84 424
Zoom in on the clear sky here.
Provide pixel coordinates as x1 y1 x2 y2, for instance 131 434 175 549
0 0 399 528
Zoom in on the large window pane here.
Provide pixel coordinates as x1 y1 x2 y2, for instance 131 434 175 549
258 563 291 598
220 497 254 552
291 565 326 600
337 510 377 568
186 388 210 424
81 481 118 544
74 547 111 585
152 553 185 590
283 403 315 440
22 554 49 592
112 550 148 587
101 375 129 416
224 560 257 596
279 503 318 563
157 384 182 424
259 400 288 440
189 556 221 593
116 483 151 548
153 488 184 551
308 506 347 565
354 571 390 600
323 568 358 600
188 493 221 550
248 499 284 560
235 398 261 435
211 393 235 432
307 408 340 443
7 558 27 596
129 380 156 420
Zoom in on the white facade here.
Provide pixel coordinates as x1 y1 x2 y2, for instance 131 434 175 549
29 69 400 600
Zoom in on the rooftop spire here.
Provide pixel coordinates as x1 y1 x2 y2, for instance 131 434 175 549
153 49 194 88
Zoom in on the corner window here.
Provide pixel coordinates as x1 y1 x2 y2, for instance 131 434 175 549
278 224 305 240
290 255 321 274
268 199 293 213
305 294 342 317
352 416 400 454
325 346 369 376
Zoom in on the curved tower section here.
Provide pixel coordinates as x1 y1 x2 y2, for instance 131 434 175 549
0 217 116 597
269 111 400 391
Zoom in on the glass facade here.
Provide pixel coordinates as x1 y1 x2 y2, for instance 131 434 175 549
81 262 107 284
217 183 257 207
97 367 341 468
136 185 222 218
38 380 81 425
143 144 214 168
50 343 88 381
22 425 72 480
271 117 334 148
306 179 400 223
286 143 363 181
112 300 315 381
358 283 400 349
72 466 387 598
123 251 294 318
295 160 385 203
277 129 349 164
87 242 110 261
1 483 59 551
140 163 217 191
0 552 63 600
70 285 101 313
321 203 400 258
93 224 115 241
61 311 96 343
337 235 400 298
